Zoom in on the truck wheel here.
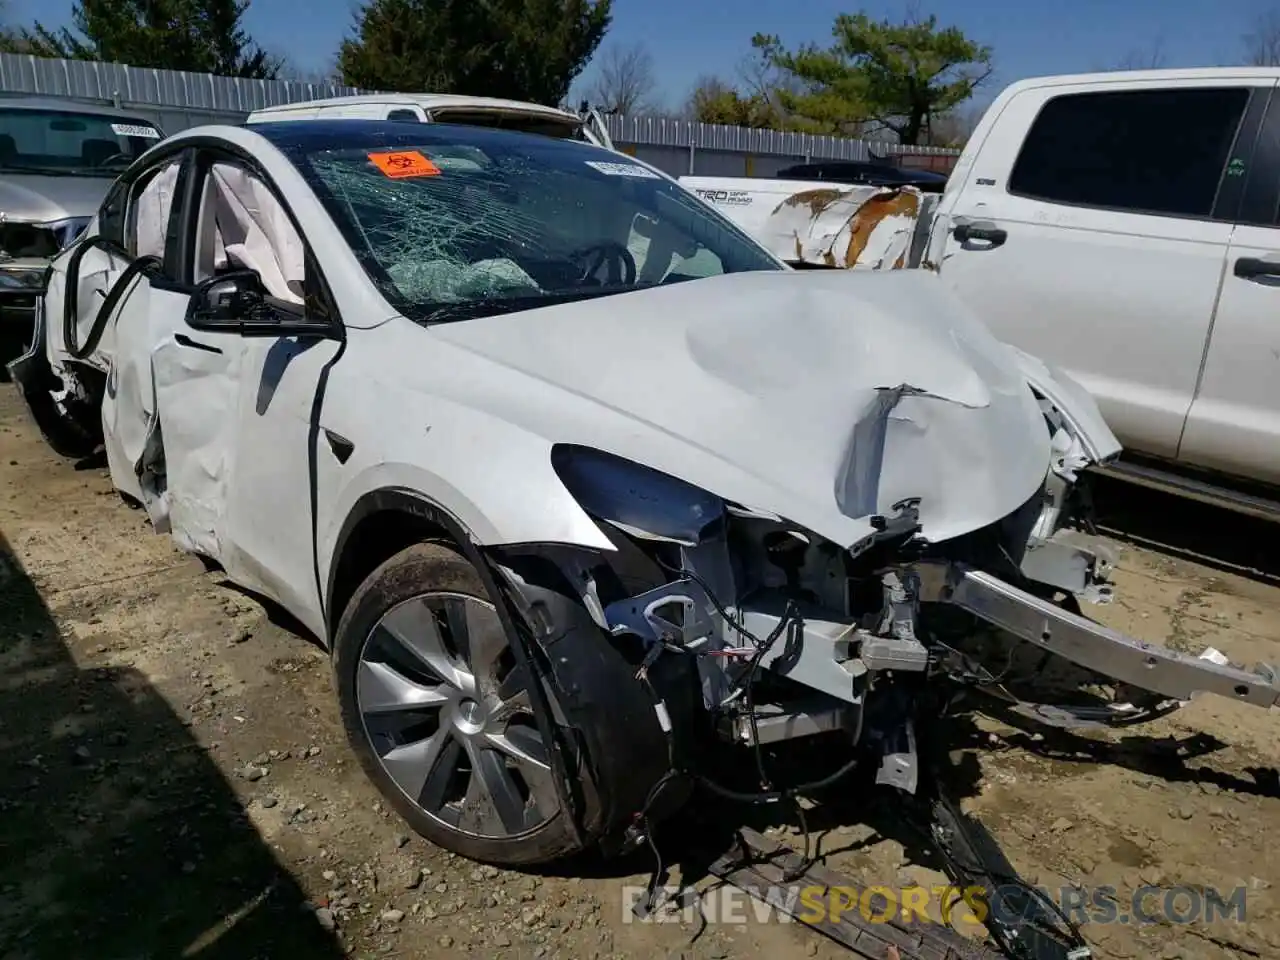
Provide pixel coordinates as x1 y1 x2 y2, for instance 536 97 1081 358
331 541 670 866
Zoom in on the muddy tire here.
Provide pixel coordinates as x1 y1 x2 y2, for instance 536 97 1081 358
331 541 671 866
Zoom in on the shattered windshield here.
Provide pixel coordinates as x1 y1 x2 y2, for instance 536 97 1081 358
291 129 782 322
0 108 161 177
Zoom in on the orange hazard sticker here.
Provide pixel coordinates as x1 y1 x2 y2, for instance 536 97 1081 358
368 151 441 178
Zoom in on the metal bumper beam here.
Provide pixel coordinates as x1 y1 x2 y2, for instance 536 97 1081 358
911 561 1280 709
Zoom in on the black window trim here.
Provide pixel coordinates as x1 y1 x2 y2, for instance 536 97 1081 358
91 142 194 276
155 140 342 328
1004 84 1266 225
123 152 190 264
1232 83 1280 226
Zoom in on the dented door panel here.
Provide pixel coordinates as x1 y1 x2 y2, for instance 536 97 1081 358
148 327 244 560
100 277 166 508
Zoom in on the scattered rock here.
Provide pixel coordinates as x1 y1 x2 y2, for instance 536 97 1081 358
322 869 337 882
239 764 267 782
393 833 409 849
313 907 336 932
260 796 278 809
438 935 454 947
1050 817 1073 833
380 908 405 924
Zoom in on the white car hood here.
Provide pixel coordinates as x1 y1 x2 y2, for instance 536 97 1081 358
430 269 1054 546
0 174 114 222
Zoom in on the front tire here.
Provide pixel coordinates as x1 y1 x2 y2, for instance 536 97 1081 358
332 541 674 866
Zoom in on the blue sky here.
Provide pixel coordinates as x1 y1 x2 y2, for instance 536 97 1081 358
5 0 1272 110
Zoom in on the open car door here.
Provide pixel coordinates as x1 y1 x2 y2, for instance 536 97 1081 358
9 156 188 468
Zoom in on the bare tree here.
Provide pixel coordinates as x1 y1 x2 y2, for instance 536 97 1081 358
587 41 658 115
273 51 342 85
1245 8 1280 66
1113 36 1167 70
927 105 981 147
684 74 732 119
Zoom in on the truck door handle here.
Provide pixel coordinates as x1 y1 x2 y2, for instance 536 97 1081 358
953 220 1007 247
1234 256 1280 280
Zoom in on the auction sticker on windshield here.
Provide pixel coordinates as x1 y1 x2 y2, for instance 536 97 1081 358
368 151 442 178
585 160 660 179
111 123 160 138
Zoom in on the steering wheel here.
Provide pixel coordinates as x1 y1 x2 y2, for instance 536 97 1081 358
569 241 637 286
97 152 133 168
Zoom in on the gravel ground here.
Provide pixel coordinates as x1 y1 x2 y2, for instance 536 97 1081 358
1 382 1278 960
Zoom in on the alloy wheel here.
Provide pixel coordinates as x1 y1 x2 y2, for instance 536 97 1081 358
356 591 559 840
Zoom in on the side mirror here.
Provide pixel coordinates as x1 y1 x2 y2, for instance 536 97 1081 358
190 270 264 327
187 270 336 338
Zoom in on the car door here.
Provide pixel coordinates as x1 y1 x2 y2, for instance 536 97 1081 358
933 81 1259 460
48 152 191 505
172 151 344 626
50 155 182 373
1180 83 1280 484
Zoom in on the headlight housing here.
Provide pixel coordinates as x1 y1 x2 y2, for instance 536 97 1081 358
550 444 725 546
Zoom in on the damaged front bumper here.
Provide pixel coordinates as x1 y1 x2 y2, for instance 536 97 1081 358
601 552 1280 721
911 560 1280 708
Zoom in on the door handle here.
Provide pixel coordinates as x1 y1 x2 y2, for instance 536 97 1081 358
1234 256 1280 280
174 332 222 354
953 220 1007 247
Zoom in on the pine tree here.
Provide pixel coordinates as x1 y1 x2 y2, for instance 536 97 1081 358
20 0 279 79
338 0 611 105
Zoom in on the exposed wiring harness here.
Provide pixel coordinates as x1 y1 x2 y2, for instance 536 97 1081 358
630 552 1091 960
630 555 867 915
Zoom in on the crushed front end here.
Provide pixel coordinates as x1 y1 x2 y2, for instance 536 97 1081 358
530 387 1279 803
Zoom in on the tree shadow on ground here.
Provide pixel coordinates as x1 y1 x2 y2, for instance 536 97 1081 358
0 531 346 960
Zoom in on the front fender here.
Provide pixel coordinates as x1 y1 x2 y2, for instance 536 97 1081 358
318 442 617 606
1011 346 1122 464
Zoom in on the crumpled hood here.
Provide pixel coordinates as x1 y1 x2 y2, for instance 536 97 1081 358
0 174 112 223
430 269 1053 546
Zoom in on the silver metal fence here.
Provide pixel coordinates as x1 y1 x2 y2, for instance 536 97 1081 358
0 52 960 178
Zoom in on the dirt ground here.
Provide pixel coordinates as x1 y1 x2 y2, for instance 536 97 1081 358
1 380 1279 960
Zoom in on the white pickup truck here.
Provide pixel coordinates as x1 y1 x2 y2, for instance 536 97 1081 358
684 67 1280 519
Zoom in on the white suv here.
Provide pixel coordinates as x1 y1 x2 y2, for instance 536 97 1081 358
11 117 1277 866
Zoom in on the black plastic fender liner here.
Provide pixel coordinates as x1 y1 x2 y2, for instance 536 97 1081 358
487 544 695 848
